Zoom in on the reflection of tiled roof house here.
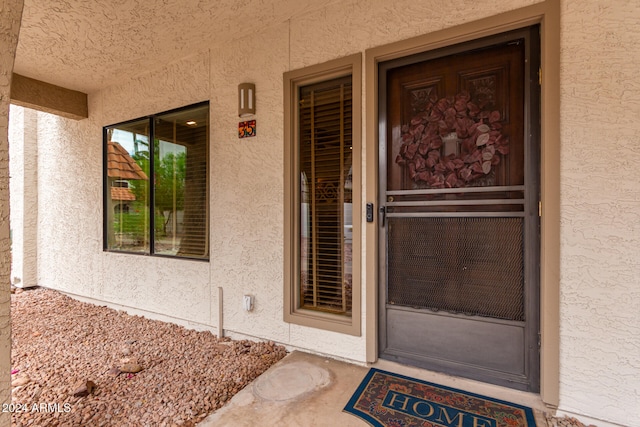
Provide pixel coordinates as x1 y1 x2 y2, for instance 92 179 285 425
110 186 136 201
106 141 148 181
107 141 148 212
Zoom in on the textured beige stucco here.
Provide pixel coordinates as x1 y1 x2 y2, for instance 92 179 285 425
9 1 640 426
1 1 24 425
557 1 640 424
289 0 541 70
8 106 23 286
101 51 210 126
14 0 344 94
208 24 291 343
9 105 37 288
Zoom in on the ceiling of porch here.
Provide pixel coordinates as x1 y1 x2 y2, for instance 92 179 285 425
14 0 339 94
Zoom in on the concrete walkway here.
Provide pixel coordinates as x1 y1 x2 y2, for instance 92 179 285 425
199 351 550 426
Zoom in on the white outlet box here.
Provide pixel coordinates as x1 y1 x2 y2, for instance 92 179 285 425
243 295 254 312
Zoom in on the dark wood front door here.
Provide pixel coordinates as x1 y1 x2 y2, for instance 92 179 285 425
378 27 540 391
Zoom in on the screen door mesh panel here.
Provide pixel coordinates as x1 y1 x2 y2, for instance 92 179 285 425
387 217 524 321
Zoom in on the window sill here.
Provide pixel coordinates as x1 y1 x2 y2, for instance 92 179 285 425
285 307 360 336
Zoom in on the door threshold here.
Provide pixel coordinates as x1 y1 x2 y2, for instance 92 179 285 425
370 357 549 414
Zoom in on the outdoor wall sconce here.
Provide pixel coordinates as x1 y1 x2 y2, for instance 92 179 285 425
238 83 256 117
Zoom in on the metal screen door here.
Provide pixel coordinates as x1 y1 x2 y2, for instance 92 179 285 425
378 27 540 392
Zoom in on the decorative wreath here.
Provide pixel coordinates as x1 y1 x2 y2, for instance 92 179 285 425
395 91 509 188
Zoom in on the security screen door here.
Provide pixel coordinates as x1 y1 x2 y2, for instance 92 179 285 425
378 27 540 392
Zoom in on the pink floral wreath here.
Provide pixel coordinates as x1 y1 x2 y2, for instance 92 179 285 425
395 91 509 188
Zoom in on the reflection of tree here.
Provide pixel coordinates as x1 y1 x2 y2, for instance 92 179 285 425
155 151 186 234
130 139 186 234
130 148 150 206
130 142 187 236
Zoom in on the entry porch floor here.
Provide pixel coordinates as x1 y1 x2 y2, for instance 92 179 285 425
200 350 556 426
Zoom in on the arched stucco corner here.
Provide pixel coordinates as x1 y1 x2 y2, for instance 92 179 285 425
1 1 25 425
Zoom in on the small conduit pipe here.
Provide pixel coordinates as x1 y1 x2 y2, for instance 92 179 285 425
218 287 224 338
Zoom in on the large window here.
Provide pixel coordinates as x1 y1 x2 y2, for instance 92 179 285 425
284 54 361 335
104 102 209 260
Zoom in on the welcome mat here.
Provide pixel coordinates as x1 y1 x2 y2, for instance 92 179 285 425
344 368 537 427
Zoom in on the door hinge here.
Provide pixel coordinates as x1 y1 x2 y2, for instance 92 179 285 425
538 332 542 350
538 201 542 217
538 67 542 85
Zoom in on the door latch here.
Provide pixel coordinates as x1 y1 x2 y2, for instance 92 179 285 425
379 206 386 226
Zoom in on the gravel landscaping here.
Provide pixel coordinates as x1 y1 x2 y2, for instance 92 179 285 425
547 416 596 427
10 287 287 426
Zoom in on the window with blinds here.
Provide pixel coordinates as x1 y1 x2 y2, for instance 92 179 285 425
104 102 209 260
298 77 353 315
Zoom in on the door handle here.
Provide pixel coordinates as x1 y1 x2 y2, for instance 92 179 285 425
379 206 386 227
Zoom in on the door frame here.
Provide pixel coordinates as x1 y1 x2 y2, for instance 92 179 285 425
377 27 540 392
363 0 560 406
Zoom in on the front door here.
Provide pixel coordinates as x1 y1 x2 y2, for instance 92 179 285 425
378 27 540 392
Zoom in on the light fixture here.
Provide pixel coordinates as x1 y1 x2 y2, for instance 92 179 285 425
238 83 256 117
186 120 197 126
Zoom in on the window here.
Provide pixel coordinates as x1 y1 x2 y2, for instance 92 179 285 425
284 54 361 335
103 102 209 260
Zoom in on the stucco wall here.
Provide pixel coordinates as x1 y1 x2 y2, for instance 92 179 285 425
36 105 102 301
9 106 24 286
2 1 24 425
21 0 640 426
9 106 37 288
558 1 640 425
208 25 292 345
37 51 214 325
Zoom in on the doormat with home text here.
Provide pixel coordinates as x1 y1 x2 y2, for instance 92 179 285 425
343 368 536 427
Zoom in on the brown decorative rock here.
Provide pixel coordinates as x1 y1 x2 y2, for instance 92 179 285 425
11 288 288 426
120 363 143 373
73 380 96 397
31 385 42 400
11 374 31 387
